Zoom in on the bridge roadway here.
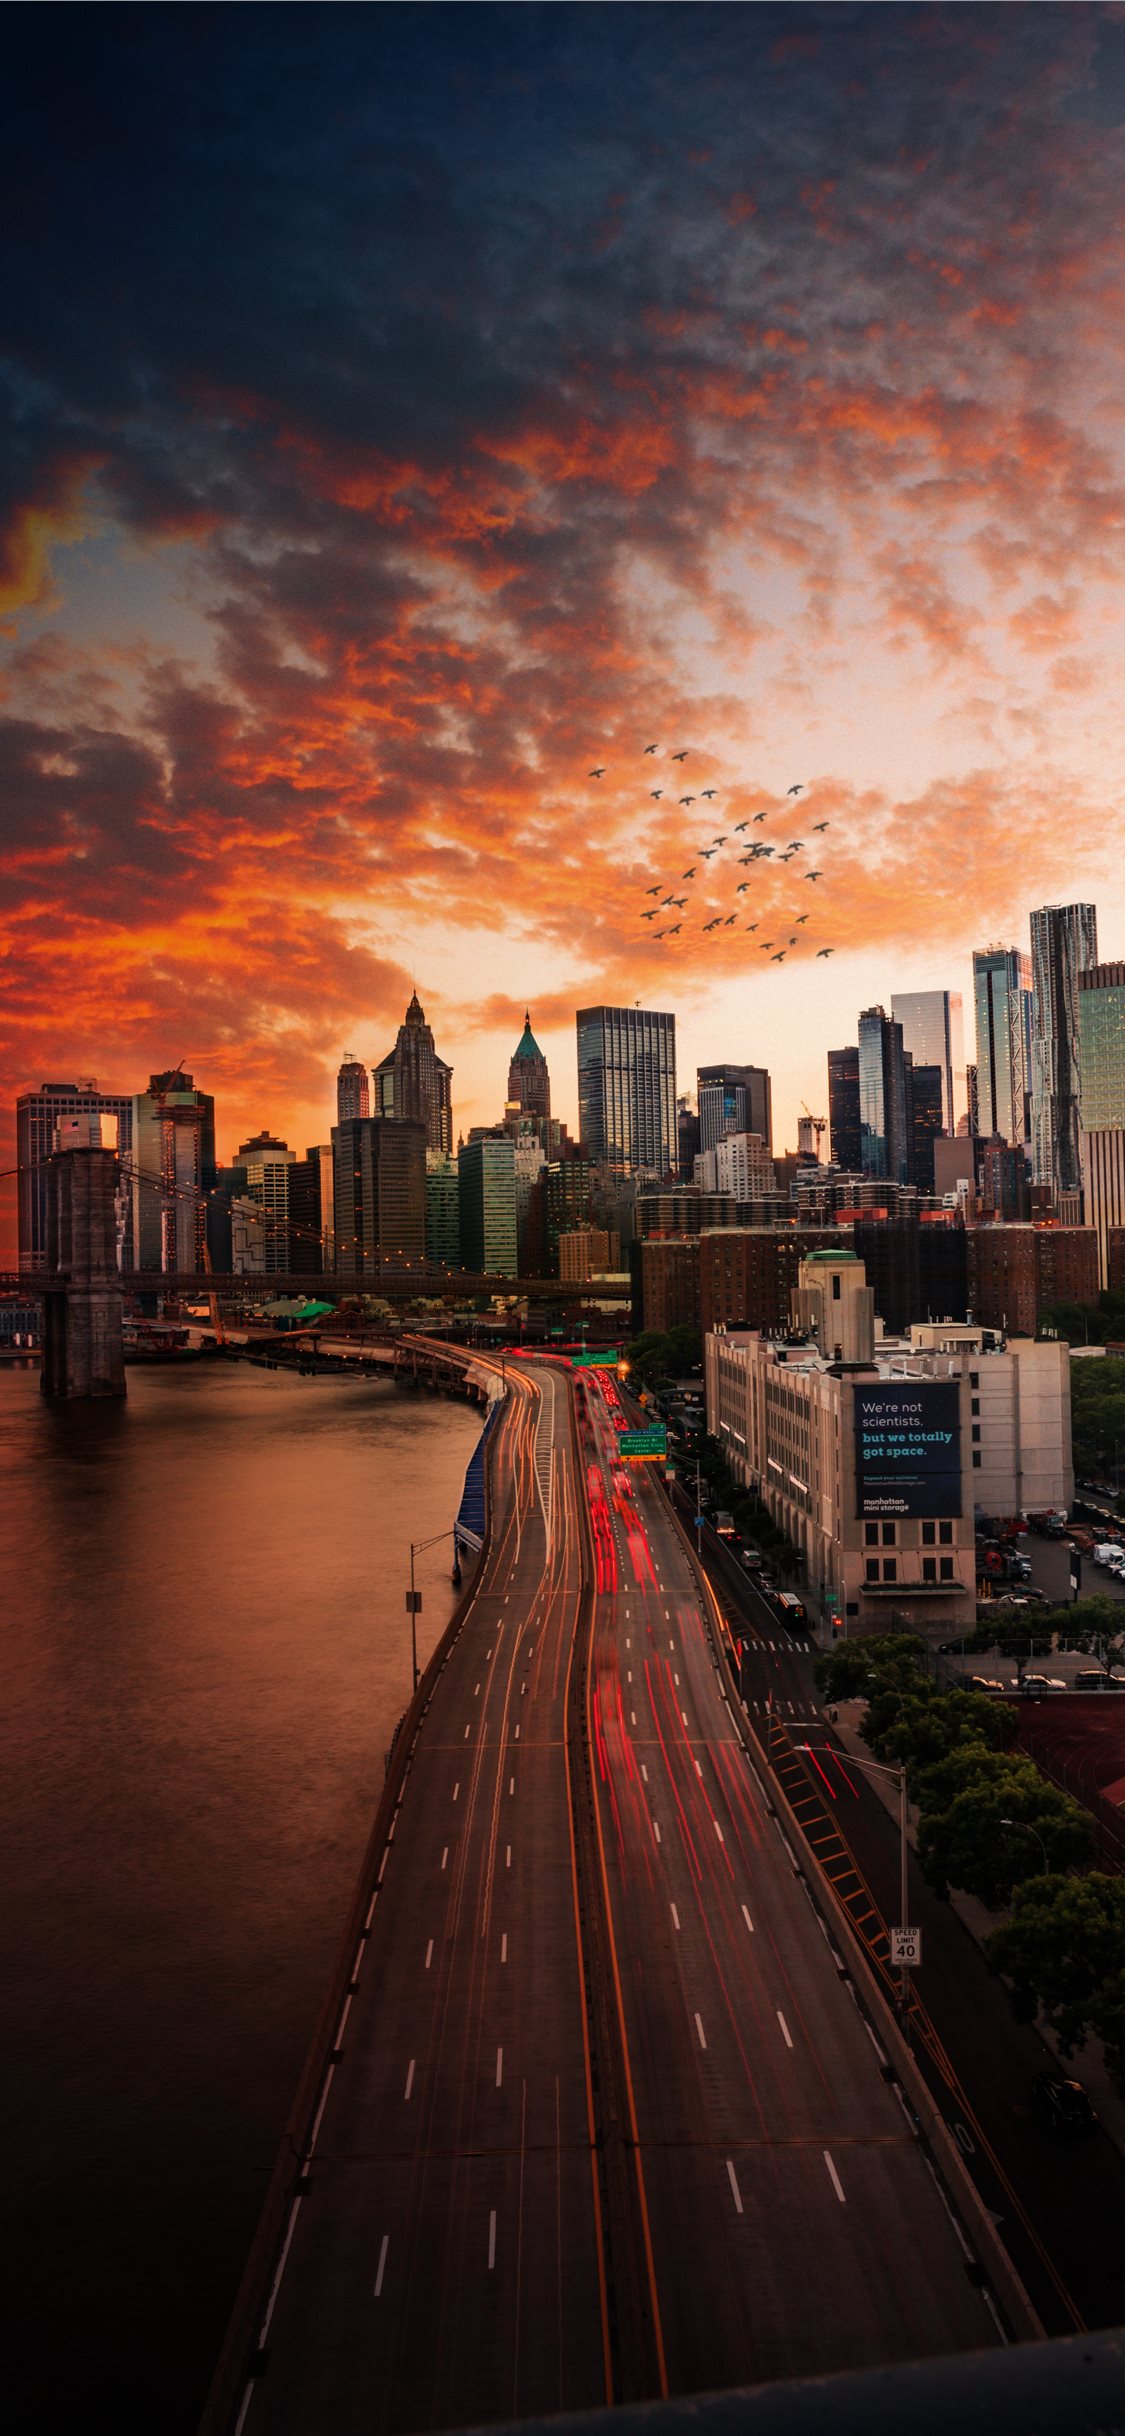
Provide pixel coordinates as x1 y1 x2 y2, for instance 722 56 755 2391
228 1356 999 2436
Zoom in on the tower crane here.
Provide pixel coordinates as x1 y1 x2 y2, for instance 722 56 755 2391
800 1102 827 1151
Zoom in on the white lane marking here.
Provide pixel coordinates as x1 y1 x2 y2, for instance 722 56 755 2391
631 1710 637 1725
713 1820 725 1844
496 2047 504 2088
474 1683 480 1696
464 1724 471 1739
726 2160 744 2216
335 1992 353 2045
626 1637 631 1648
695 2012 708 2049
671 1903 681 1930
374 2234 389 2297
509 1776 515 1795
777 2011 793 2049
682 1709 689 1725
425 1939 434 1970
665 1609 671 1620
452 1782 460 1801
441 1846 449 1870
501 1932 508 1963
653 1819 662 1843
378 1850 388 1884
514 1723 520 1739
488 2210 497 2270
695 1759 704 1777
768 1639 775 1650
824 2150 846 2204
506 1844 512 1867
742 1904 755 1933
404 2058 415 2099
521 1681 528 1695
627 1670 633 1683
364 1893 378 1930
641 1762 649 1782
787 1701 795 1716
485 1649 492 1659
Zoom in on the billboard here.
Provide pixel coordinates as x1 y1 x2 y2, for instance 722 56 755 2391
854 1381 962 1519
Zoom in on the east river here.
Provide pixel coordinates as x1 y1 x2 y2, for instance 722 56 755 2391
0 1359 482 2432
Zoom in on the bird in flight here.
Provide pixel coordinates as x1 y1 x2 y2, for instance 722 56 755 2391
736 881 750 894
746 921 758 932
644 743 658 754
788 839 804 850
671 749 689 761
666 921 683 935
671 895 688 908
712 833 727 845
679 794 696 806
660 894 676 907
760 940 773 950
724 913 738 926
817 946 833 957
787 783 803 796
812 820 829 832
733 820 749 832
644 884 662 896
779 848 797 862
590 766 605 778
682 865 697 879
772 950 787 962
703 917 721 932
806 869 823 881
794 912 810 924
641 909 658 921
752 811 767 823
650 789 663 800
699 845 719 859
701 788 717 800
757 844 775 858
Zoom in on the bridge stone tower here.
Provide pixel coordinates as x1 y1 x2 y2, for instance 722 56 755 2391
40 1147 127 1399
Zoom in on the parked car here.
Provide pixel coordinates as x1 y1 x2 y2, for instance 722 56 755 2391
1012 1673 1066 1696
1073 1669 1125 1692
1031 2072 1097 2134
968 1674 1006 1693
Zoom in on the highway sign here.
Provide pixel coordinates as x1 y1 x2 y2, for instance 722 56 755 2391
890 1927 921 1968
571 1350 619 1368
618 1424 668 1461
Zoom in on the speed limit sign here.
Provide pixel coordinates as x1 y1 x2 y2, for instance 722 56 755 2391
891 1928 921 1968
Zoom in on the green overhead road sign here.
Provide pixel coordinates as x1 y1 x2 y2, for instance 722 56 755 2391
619 1425 667 1461
571 1350 619 1368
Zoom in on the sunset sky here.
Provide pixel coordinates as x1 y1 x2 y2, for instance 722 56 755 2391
4 2 1125 1251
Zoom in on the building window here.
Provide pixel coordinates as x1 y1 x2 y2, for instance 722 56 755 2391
972 1424 981 1443
971 1397 980 1416
939 1556 955 1581
939 1520 953 1545
970 1371 979 1388
865 1558 880 1583
883 1558 897 1582
972 1450 981 1468
882 1522 896 1546
922 1520 936 1546
865 1522 879 1546
923 1557 937 1583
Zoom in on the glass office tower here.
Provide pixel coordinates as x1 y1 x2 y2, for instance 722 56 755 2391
1029 903 1098 1193
1079 962 1125 1286
857 1007 909 1183
891 991 964 1136
973 946 1033 1147
696 1063 772 1154
576 1006 677 1177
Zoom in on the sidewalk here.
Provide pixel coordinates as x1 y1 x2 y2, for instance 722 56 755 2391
830 1698 1125 2162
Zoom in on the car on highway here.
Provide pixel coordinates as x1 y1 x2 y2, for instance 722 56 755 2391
1031 2072 1097 2134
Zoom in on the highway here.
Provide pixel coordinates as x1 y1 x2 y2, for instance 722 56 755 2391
233 1361 609 2435
578 1367 1000 2391
225 1356 1003 2436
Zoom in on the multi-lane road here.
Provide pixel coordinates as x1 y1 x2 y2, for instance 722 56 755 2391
222 1355 1005 2436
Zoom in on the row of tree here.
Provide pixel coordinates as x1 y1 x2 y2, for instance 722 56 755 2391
814 1635 1125 2088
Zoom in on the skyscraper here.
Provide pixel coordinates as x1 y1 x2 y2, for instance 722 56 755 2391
1029 903 1098 1195
972 947 1032 1147
336 1056 370 1125
235 1131 296 1273
696 1063 772 1154
458 1136 518 1274
907 1063 944 1195
576 1006 676 1177
332 1116 427 1283
507 1014 550 1121
891 991 964 1136
132 1070 215 1272
373 992 453 1154
857 1008 910 1184
17 1080 134 1272
827 1048 861 1171
1079 961 1125 1286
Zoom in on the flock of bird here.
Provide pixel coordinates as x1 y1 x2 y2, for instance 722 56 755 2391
588 745 836 965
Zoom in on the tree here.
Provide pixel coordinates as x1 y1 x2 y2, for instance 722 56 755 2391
1064 1596 1125 1679
965 1617 1054 1679
814 1635 923 1704
913 1737 1020 1819
917 1760 1093 1906
988 1873 1125 2088
866 1688 1014 1775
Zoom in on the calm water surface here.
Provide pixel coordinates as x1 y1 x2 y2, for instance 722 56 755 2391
0 1360 481 2431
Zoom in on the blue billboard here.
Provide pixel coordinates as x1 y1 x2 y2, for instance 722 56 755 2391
854 1380 962 1519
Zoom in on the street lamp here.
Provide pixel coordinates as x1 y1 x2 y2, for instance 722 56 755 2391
406 1527 464 1693
795 1741 913 2038
1000 1816 1050 1873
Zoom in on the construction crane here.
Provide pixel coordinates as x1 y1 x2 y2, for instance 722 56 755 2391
800 1102 827 1154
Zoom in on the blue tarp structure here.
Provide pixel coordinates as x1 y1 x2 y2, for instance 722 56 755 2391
456 1395 504 1554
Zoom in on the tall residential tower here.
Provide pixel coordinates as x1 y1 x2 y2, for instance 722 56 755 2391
576 1005 676 1178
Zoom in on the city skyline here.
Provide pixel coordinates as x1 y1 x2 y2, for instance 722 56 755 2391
4 8 1125 1239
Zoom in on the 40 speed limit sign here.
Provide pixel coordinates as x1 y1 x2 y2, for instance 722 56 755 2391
891 1928 922 1968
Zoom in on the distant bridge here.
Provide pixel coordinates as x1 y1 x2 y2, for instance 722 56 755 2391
3 1269 633 1305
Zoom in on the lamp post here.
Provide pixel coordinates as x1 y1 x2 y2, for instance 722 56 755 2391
796 1742 913 2039
406 1527 464 1693
1000 1816 1050 1873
